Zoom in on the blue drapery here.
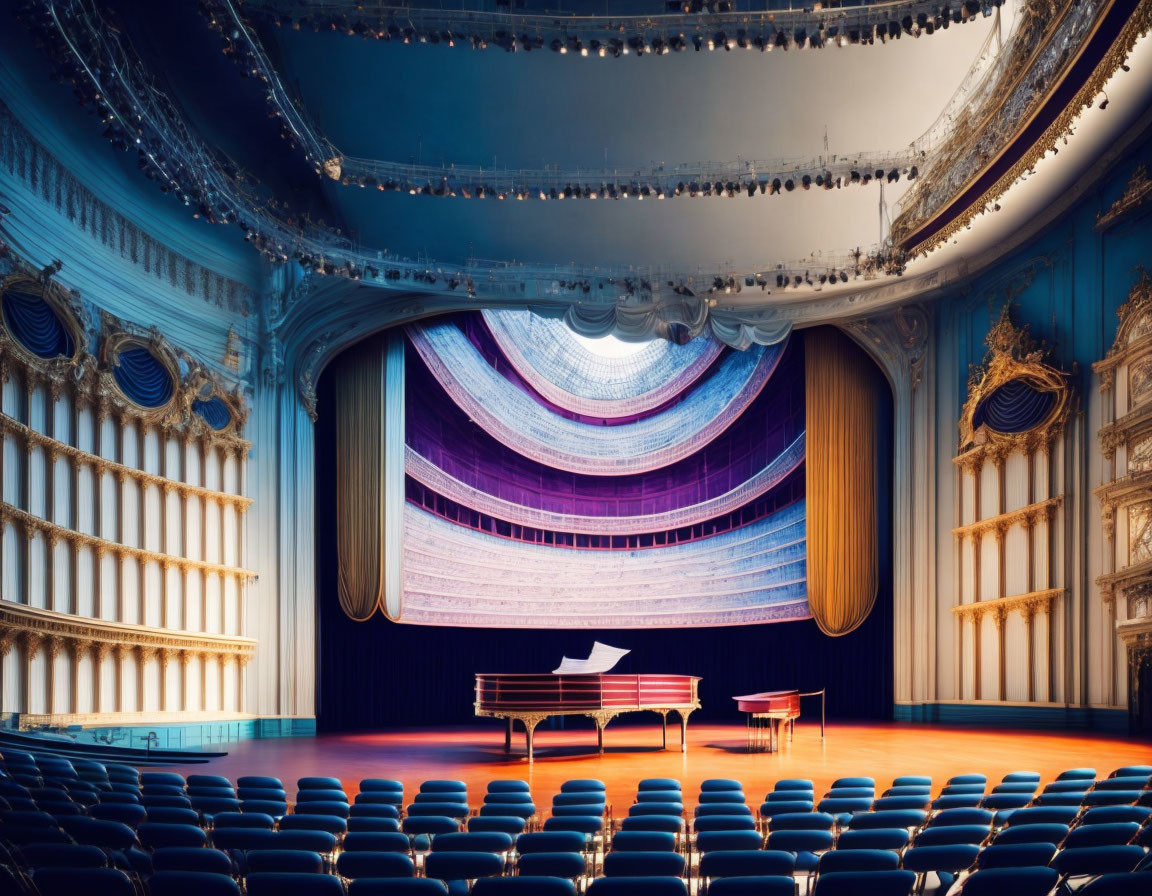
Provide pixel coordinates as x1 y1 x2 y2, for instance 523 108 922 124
2 286 74 359
973 378 1056 434
193 396 232 430
112 346 174 408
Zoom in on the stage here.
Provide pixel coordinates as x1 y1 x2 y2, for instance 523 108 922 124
150 720 1152 805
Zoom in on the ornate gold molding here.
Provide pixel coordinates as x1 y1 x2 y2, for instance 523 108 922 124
897 0 1152 257
958 306 1071 454
1095 166 1152 232
1095 269 1152 379
952 496 1062 542
0 502 257 583
1097 556 1152 593
0 273 87 371
1095 469 1152 510
16 709 261 730
0 413 252 510
951 588 1064 621
0 599 256 659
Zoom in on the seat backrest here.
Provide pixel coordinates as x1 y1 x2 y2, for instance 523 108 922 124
817 848 901 874
342 831 412 852
586 875 688 895
151 847 234 875
472 878 576 896
516 831 588 854
976 843 1057 869
146 870 244 896
337 849 416 880
430 831 514 853
246 849 326 874
835 828 910 850
698 848 795 879
423 850 505 881
246 872 346 896
990 823 1068 846
602 850 685 877
17 843 107 869
812 870 915 896
31 867 136 896
347 881 448 895
297 777 343 791
957 867 1059 896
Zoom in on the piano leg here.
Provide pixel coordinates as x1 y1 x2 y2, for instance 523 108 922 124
505 718 513 753
659 711 669 750
675 708 694 752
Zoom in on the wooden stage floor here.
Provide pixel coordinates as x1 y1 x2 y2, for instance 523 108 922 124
154 720 1152 805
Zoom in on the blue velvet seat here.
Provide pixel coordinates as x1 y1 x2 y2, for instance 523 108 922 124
430 831 513 854
628 802 683 817
348 881 448 895
515 851 587 878
933 794 984 810
706 876 798 896
999 806 1079 827
1078 873 1152 895
694 829 763 853
552 793 605 808
1061 821 1141 848
611 831 678 852
89 802 147 827
17 843 107 868
343 832 412 852
272 829 338 854
901 842 981 893
466 816 525 835
618 815 685 835
602 850 685 877
542 815 603 836
279 813 347 835
823 787 875 800
639 779 681 792
405 802 468 820
927 808 994 828
635 790 683 803
348 816 402 833
149 871 244 896
1057 768 1097 780
358 793 404 806
697 792 746 804
291 803 351 822
350 803 401 819
912 825 989 847
137 822 211 850
210 828 279 852
1082 789 1144 806
186 775 232 790
816 848 900 874
845 809 926 830
146 807 202 826
559 780 605 793
767 811 833 831
142 773 186 788
763 829 834 871
297 778 343 791
423 849 505 886
991 783 1039 794
957 868 1059 896
337 850 417 878
296 790 349 804
758 800 815 819
1092 776 1152 790
190 796 241 817
360 779 404 793
980 793 1032 811
1078 805 1151 825
1050 845 1146 876
812 870 916 896
871 796 929 812
238 777 284 791
835 828 910 851
246 872 347 896
976 843 1057 869
989 823 1068 846
472 878 575 896
485 780 529 793
246 849 325 873
517 831 588 854
696 804 753 817
59 816 140 849
482 792 533 805
586 876 687 895
238 788 288 802
698 849 795 879
764 790 814 802
832 778 876 790
214 811 275 829
772 780 813 792
1043 780 1092 793
816 797 872 824
31 867 136 896
151 847 234 875
241 799 289 817
892 776 933 787
479 804 534 820
693 814 757 832
884 786 932 797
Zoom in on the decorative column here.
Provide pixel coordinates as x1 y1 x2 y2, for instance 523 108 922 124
70 639 89 714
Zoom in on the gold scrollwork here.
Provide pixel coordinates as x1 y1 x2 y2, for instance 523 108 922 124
951 588 1063 621
1095 166 1152 232
958 306 1071 454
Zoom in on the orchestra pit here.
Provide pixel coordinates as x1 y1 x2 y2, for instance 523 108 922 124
1 1 1152 894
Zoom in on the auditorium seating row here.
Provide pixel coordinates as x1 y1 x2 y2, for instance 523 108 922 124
2 750 1151 895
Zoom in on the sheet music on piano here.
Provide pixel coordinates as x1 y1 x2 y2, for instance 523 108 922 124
552 642 630 675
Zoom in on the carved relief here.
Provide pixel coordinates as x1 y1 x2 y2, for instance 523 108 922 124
1096 166 1152 232
958 305 1071 454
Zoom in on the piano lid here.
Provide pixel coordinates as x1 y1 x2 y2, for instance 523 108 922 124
552 642 630 675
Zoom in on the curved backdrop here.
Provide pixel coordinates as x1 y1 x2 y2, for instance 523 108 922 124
396 311 807 628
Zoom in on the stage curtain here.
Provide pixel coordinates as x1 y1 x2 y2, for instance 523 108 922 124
805 327 880 637
335 339 388 621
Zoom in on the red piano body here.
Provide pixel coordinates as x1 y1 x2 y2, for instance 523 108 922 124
733 688 825 752
475 673 700 761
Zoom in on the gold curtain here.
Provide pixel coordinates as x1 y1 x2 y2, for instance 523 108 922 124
805 327 881 637
335 339 388 621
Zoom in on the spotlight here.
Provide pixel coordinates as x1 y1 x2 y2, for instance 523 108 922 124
784 179 794 191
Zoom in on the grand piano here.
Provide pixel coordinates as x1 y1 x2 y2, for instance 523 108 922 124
733 688 826 752
475 673 701 761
